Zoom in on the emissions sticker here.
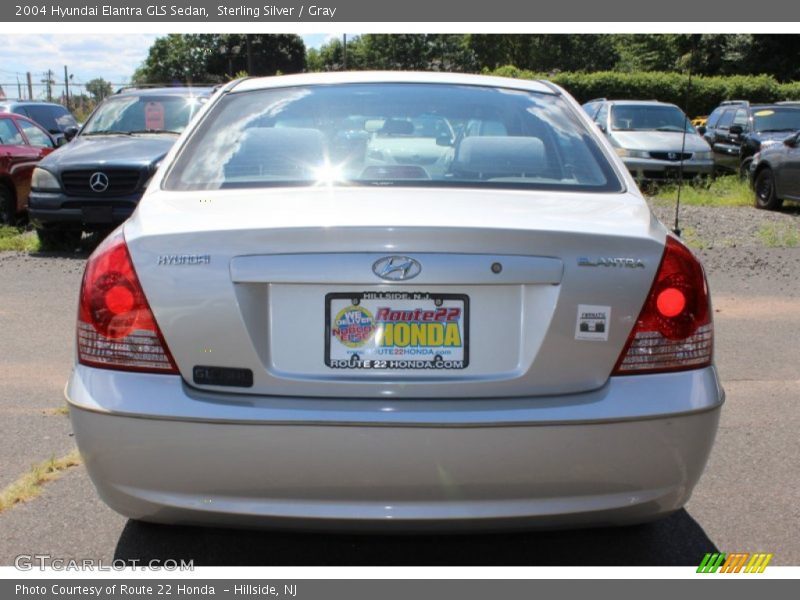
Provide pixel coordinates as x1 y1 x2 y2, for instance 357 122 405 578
575 304 611 341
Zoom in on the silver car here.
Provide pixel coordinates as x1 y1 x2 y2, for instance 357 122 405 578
583 99 714 182
67 72 722 531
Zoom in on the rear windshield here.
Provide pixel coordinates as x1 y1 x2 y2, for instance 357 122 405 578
610 104 694 133
164 83 622 192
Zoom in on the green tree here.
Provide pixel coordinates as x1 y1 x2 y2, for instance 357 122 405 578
84 78 113 102
133 34 305 84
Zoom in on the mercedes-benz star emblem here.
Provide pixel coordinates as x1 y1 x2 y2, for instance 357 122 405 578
89 172 109 193
372 256 422 281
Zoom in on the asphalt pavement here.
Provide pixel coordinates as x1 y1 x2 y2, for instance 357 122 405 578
0 241 798 566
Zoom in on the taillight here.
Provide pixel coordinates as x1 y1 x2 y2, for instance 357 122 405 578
613 235 712 374
77 230 177 373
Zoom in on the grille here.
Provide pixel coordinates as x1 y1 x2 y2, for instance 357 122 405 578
649 152 693 161
61 169 143 196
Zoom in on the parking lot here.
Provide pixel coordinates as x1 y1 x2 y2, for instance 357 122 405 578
0 203 798 566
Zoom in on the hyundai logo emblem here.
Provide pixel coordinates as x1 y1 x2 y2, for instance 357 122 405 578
667 152 678 160
89 172 109 193
372 256 422 281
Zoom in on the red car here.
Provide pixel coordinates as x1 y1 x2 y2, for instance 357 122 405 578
0 112 58 225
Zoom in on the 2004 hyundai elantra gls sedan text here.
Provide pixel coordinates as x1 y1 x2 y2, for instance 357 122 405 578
67 72 723 531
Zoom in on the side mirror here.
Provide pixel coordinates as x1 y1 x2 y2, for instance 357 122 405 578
784 134 799 148
596 122 607 133
55 136 68 147
64 126 79 141
696 125 707 136
729 124 744 136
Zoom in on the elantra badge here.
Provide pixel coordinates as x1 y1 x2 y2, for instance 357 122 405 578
372 256 422 281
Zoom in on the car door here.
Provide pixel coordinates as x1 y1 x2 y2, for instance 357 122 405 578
710 109 738 171
779 133 800 200
0 116 36 212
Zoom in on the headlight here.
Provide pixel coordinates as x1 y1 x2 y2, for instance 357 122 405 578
615 148 650 159
760 140 780 148
694 151 712 160
31 168 61 191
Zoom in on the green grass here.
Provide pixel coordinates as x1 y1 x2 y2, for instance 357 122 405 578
758 222 800 248
651 176 753 208
0 225 40 253
0 450 81 513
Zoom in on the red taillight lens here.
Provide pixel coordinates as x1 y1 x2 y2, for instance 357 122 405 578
77 230 178 373
613 235 712 374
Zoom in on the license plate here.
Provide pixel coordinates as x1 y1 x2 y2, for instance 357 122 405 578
82 206 113 223
325 291 469 370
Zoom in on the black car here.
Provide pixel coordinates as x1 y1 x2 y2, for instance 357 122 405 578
750 130 800 210
28 86 213 248
0 100 79 145
700 100 800 177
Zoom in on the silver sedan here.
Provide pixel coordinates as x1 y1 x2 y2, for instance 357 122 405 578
67 72 723 531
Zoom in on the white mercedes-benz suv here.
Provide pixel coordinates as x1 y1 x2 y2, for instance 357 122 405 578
67 72 723 531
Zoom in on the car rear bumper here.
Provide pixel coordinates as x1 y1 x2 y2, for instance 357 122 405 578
28 191 139 230
622 158 714 181
66 364 724 531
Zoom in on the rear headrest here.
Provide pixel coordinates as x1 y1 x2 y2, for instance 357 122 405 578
225 127 325 177
380 119 414 135
454 136 545 176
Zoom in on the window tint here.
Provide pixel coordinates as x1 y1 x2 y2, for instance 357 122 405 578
752 107 800 133
23 105 76 133
18 119 53 148
0 118 25 145
165 83 622 193
732 109 749 130
705 108 724 129
716 109 735 130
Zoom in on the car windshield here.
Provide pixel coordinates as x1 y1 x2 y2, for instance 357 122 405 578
610 105 695 133
752 107 800 133
164 83 621 192
82 94 206 135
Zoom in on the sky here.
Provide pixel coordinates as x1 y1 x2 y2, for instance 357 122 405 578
0 34 334 100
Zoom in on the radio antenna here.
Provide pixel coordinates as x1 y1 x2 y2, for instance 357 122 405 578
674 35 700 237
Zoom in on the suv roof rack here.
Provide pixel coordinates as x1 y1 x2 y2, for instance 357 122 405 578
720 100 749 106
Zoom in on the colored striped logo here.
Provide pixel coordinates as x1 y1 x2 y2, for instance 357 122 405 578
697 553 773 573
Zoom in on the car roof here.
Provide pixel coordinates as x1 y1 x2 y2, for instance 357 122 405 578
113 86 216 97
0 100 69 109
229 71 558 95
605 100 678 107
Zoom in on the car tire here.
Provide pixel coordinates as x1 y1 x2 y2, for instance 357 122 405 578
0 185 15 226
739 159 752 180
35 228 82 251
754 168 784 211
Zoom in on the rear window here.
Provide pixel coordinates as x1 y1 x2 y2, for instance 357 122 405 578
164 83 623 193
23 105 77 133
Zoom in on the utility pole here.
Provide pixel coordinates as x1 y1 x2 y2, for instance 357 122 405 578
246 35 253 75
26 72 33 100
64 65 70 109
343 34 347 70
16 75 22 99
41 69 54 102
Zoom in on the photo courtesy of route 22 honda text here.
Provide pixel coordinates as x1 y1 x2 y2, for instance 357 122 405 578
66 71 723 531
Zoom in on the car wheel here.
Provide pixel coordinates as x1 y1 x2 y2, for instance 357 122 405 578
739 159 752 180
35 228 82 251
0 185 15 226
754 168 784 211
